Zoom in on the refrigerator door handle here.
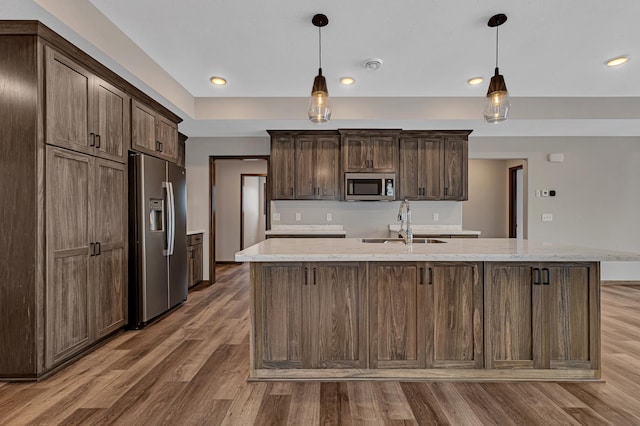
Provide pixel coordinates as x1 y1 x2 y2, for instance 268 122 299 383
162 181 175 256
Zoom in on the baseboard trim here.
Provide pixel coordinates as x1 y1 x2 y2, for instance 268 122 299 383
602 280 640 286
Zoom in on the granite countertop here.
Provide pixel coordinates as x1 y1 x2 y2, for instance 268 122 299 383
388 224 481 235
236 238 640 262
265 225 347 236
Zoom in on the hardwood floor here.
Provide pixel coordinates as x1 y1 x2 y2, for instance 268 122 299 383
2 264 640 425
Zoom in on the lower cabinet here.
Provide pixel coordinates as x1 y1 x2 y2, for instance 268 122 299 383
484 262 599 371
253 262 367 369
369 262 483 369
45 146 127 367
187 233 204 287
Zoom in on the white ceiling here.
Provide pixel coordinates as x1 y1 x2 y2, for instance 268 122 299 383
4 0 640 138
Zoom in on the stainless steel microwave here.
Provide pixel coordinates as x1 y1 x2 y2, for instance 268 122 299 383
344 173 396 201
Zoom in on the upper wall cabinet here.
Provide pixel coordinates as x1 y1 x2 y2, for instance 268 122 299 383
340 129 401 173
399 131 471 201
131 99 178 163
268 131 341 200
45 47 130 164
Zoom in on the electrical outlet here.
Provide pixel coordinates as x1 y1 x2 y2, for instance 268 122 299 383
295 213 301 221
433 213 439 221
542 213 553 222
272 213 280 221
326 213 332 222
542 190 550 197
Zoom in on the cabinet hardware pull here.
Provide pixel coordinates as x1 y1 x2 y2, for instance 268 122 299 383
542 268 550 285
159 142 163 152
95 134 101 149
89 132 95 147
313 268 317 285
428 267 433 285
444 187 448 196
90 242 95 256
419 267 425 285
290 187 294 196
304 267 308 285
96 242 101 256
533 268 541 285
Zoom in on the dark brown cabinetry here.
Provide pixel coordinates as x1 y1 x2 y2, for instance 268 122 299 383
131 99 178 163
484 262 599 371
187 233 204 287
268 131 340 200
177 132 187 168
45 47 130 164
253 262 367 369
340 129 400 173
0 21 181 379
399 131 470 201
369 262 483 369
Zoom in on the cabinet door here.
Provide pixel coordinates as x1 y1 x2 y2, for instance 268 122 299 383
45 147 92 367
157 115 178 162
443 137 468 200
544 263 599 370
370 136 398 172
398 138 421 200
369 263 425 368
45 47 92 155
310 263 367 368
485 263 540 369
95 78 130 163
131 99 158 156
427 262 483 368
254 263 306 368
193 244 203 284
270 137 295 199
343 135 371 171
93 158 127 338
420 138 443 200
294 136 315 199
315 136 340 199
187 246 196 287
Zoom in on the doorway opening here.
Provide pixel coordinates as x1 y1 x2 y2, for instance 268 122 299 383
241 174 267 250
209 156 269 283
509 165 524 239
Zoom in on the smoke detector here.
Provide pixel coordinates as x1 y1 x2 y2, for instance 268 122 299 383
363 58 383 71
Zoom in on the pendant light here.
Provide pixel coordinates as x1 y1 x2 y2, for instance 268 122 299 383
483 13 510 124
308 14 331 124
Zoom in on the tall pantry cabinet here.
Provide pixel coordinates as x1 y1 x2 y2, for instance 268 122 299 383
0 21 181 379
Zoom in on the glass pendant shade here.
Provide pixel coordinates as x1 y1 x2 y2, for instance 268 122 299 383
483 67 510 123
308 68 332 124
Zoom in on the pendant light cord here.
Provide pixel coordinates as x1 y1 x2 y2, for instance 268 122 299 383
495 25 499 69
318 26 322 69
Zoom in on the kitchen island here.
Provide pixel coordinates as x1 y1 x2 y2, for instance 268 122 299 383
235 238 640 381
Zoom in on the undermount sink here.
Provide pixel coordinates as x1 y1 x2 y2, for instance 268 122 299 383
360 238 446 244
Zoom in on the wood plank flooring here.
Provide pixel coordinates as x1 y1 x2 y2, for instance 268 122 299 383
1 264 640 425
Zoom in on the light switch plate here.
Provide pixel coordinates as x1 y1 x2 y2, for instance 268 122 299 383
272 213 280 221
542 213 553 222
433 213 439 221
295 213 301 221
326 213 332 222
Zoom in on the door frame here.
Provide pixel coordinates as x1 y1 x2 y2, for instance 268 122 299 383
509 165 523 238
240 173 267 250
209 156 269 283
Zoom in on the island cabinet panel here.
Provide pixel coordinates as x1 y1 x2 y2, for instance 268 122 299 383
484 262 600 372
311 264 367 368
369 263 425 368
254 263 306 368
427 262 483 368
269 136 295 199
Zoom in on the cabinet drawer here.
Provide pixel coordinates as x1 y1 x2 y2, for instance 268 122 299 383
187 233 203 246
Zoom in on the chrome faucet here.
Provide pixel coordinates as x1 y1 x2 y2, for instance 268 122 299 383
397 199 413 245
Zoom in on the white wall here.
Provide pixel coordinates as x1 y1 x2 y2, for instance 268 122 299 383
470 136 640 280
463 160 509 238
185 137 270 279
216 160 268 261
187 135 640 281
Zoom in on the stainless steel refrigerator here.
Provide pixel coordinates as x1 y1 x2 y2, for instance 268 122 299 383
128 152 187 328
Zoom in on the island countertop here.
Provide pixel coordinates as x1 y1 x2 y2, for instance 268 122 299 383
235 237 640 262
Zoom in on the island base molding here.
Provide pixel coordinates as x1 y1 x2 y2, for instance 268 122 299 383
249 369 601 382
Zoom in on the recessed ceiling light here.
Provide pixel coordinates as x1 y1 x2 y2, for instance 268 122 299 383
606 56 629 67
467 77 484 85
210 76 227 86
340 77 355 85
